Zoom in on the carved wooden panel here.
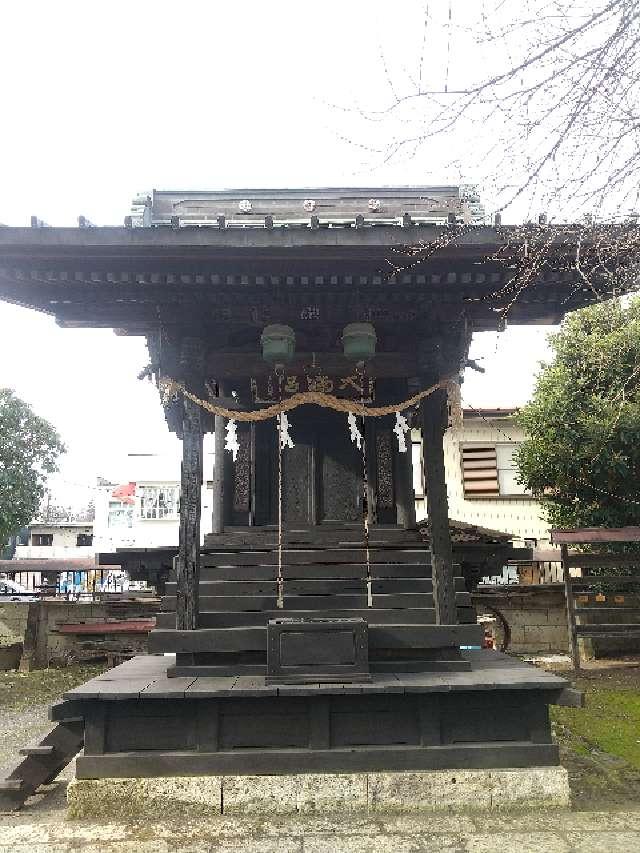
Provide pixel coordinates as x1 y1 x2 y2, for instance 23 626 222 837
282 444 311 524
233 429 251 512
321 434 361 523
376 429 394 509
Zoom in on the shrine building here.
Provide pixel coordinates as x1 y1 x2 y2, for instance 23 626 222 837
0 187 608 812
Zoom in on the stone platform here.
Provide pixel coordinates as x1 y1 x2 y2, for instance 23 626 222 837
67 766 570 818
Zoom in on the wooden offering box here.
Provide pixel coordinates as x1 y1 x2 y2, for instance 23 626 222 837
267 617 370 684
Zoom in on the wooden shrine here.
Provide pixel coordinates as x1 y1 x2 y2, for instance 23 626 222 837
0 187 603 782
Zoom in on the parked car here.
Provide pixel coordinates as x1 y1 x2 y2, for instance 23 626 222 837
0 579 39 602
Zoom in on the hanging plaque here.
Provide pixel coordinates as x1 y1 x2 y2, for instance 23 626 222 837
250 373 374 403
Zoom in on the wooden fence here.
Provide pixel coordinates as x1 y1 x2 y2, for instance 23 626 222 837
552 527 640 668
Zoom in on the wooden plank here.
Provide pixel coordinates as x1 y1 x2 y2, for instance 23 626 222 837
167 609 444 628
0 719 84 808
185 676 238 697
165 594 279 611
551 687 584 708
18 745 55 757
148 623 483 654
48 700 85 722
573 575 640 586
140 677 198 698
76 742 560 779
371 624 483 649
149 627 267 653
308 696 331 749
575 606 640 613
181 573 466 591
166 580 280 595
83 704 106 755
173 665 267 677
231 676 278 697
565 553 640 568
167 592 446 610
561 544 580 670
58 620 154 635
199 565 281 581
419 696 445 744
197 562 438 581
169 593 441 610
197 700 219 751
552 527 640 544
202 548 429 567
575 624 640 636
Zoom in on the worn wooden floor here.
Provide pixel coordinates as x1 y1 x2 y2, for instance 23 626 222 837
63 651 569 701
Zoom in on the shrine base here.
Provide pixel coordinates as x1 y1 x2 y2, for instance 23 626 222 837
67 766 569 818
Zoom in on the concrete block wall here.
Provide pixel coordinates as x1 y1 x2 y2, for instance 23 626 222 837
473 585 570 655
1 599 161 669
0 602 29 647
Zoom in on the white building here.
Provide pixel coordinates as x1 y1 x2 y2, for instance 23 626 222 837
412 408 551 549
14 521 94 560
93 439 215 553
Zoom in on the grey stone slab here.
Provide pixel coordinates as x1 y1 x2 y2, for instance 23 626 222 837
471 812 640 834
67 777 222 819
221 773 368 815
565 832 640 853
464 833 571 853
303 836 464 853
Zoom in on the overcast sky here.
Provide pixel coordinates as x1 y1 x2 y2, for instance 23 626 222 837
0 1 555 508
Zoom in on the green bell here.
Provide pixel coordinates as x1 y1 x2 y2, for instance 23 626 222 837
342 323 377 361
261 324 296 364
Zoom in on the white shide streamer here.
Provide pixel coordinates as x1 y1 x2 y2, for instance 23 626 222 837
347 411 362 450
225 419 239 461
393 411 409 453
279 412 295 449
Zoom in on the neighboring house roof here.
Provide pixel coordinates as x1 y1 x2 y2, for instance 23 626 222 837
420 519 514 545
111 483 136 504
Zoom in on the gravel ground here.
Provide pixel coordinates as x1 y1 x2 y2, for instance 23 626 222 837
1 808 640 851
0 703 53 777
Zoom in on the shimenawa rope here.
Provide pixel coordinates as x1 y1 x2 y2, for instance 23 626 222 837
160 377 457 421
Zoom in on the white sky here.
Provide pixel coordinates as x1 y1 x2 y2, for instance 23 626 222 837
0 1 555 508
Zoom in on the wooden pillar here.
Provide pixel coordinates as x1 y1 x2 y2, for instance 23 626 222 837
421 387 457 625
211 412 225 534
365 419 377 528
395 442 416 530
176 338 205 631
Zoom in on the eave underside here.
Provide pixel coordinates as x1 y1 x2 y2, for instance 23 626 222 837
0 226 615 334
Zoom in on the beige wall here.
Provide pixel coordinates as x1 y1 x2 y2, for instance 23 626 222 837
413 415 551 547
15 523 94 560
